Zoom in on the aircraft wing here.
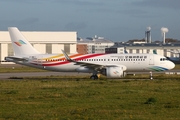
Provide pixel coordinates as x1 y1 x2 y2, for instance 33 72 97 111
73 61 119 68
73 61 104 68
61 50 118 69
61 50 103 68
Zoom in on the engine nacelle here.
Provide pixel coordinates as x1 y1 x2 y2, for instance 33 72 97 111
102 65 126 78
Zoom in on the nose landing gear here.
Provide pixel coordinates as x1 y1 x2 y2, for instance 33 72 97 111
149 71 153 80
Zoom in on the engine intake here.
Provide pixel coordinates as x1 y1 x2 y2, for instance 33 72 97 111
102 65 126 78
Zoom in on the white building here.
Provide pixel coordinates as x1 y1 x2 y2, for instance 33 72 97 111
77 36 114 53
114 42 180 58
0 31 77 64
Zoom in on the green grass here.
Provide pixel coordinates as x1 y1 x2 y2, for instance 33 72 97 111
0 76 180 119
173 64 180 69
0 66 47 73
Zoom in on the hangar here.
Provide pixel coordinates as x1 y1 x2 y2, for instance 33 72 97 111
0 30 77 64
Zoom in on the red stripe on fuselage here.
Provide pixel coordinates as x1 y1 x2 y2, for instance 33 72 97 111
74 53 105 60
41 53 105 66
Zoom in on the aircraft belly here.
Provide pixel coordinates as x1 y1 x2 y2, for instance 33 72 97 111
125 64 148 72
45 64 79 72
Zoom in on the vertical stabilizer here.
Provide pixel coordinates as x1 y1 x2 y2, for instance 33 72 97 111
8 27 40 56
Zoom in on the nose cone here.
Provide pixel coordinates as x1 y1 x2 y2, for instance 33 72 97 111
168 61 175 70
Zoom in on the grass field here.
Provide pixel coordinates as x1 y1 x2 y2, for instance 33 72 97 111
0 75 180 120
0 65 47 73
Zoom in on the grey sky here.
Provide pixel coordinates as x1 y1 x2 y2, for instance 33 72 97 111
0 0 179 42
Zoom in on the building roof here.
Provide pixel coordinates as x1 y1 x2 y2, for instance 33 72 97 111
116 43 180 47
77 37 114 43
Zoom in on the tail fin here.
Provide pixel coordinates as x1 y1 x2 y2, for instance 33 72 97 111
8 27 40 56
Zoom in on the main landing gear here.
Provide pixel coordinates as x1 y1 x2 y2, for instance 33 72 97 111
90 75 98 80
90 71 99 80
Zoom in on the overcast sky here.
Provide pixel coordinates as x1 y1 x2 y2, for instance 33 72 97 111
0 0 180 42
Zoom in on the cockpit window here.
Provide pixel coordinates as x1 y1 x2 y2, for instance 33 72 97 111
160 58 167 61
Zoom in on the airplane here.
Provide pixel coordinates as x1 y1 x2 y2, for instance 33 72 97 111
166 50 180 64
5 27 175 79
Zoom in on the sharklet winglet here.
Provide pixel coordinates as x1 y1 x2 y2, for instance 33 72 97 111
61 50 74 62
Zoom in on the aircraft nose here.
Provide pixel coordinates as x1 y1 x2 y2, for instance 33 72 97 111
168 61 175 70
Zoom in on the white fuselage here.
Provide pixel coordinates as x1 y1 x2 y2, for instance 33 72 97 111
8 53 175 73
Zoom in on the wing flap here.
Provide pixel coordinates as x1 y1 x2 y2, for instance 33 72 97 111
74 61 104 68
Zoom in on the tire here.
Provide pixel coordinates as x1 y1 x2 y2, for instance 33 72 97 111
90 75 98 80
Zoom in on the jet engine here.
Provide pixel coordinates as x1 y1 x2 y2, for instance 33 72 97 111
102 65 126 78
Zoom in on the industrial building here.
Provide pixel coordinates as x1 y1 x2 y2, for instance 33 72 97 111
112 42 180 58
77 34 180 58
77 36 114 54
0 30 77 64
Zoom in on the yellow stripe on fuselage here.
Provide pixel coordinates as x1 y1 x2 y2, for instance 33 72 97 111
41 53 83 60
42 54 64 60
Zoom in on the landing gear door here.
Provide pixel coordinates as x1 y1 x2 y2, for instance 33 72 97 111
149 55 154 65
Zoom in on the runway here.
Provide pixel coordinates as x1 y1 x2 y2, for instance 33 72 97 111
0 72 90 79
0 70 179 80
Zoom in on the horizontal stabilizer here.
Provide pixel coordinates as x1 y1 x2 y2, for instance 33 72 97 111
5 56 28 61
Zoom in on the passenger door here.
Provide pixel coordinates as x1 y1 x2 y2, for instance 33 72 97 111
149 55 154 65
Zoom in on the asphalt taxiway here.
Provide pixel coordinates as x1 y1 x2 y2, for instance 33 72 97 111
1 71 179 80
0 72 90 79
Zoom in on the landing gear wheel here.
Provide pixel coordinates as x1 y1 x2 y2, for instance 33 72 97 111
90 75 98 80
